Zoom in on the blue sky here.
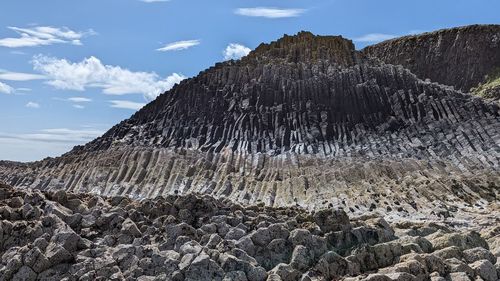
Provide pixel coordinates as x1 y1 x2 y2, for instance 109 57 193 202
0 0 499 162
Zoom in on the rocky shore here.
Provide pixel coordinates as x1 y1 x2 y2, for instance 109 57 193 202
1 183 498 281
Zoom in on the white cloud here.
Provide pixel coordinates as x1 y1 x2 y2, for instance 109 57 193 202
68 97 92 103
0 128 102 144
73 104 85 109
32 55 186 100
109 100 146 110
140 0 170 2
26 102 40 108
0 70 46 81
16 88 32 92
0 26 95 48
223 43 251 60
353 33 397 43
157 40 200 51
0 82 14 94
235 7 305 18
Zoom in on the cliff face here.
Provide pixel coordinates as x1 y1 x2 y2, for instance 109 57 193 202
363 25 500 92
0 29 499 221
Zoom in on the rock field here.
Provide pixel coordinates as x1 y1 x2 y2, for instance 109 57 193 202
1 183 499 280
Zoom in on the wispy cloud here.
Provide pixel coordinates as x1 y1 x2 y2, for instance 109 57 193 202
0 127 105 161
68 97 92 103
223 43 251 60
32 55 185 100
0 70 46 81
0 128 102 144
0 26 95 48
25 102 40 108
109 100 146 110
353 33 397 43
10 50 26 55
16 88 32 92
156 40 200 51
0 82 14 94
235 7 305 18
73 104 85 109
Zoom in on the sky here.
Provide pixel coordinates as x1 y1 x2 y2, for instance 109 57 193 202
0 0 499 162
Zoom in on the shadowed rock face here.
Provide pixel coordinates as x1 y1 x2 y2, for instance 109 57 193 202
363 25 500 92
0 29 499 222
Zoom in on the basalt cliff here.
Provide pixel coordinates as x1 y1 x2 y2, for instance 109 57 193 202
0 25 499 281
1 28 499 217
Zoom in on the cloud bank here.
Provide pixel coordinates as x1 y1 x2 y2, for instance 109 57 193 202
0 26 95 48
0 82 14 94
32 55 185 100
223 43 251 60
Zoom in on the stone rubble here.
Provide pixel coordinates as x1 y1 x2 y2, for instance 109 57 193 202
1 183 498 281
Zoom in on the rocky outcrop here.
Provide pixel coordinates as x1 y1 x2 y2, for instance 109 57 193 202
1 183 499 281
0 29 499 223
472 69 500 102
363 25 500 92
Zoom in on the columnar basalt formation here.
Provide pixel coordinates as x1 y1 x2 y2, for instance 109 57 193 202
363 25 500 92
0 28 499 224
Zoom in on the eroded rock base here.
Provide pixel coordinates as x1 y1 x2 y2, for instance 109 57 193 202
0 183 499 281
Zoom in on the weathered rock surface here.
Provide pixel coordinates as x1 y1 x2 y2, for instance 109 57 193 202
0 30 498 226
0 26 499 280
1 183 498 281
363 24 500 92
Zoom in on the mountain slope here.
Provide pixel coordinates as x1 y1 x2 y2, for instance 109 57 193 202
363 24 500 93
0 29 499 223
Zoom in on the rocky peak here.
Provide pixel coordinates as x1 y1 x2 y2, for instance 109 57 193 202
243 31 358 66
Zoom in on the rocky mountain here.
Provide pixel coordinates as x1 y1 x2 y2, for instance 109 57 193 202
0 29 499 221
363 25 500 93
0 25 499 281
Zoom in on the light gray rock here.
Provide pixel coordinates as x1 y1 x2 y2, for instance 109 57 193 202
23 247 51 273
447 271 473 281
313 251 348 279
470 259 498 281
121 218 142 237
224 270 248 281
225 228 247 241
428 231 488 251
12 265 37 281
184 253 224 281
250 227 272 246
463 247 496 264
313 209 351 233
290 245 312 271
445 258 475 277
269 263 301 281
